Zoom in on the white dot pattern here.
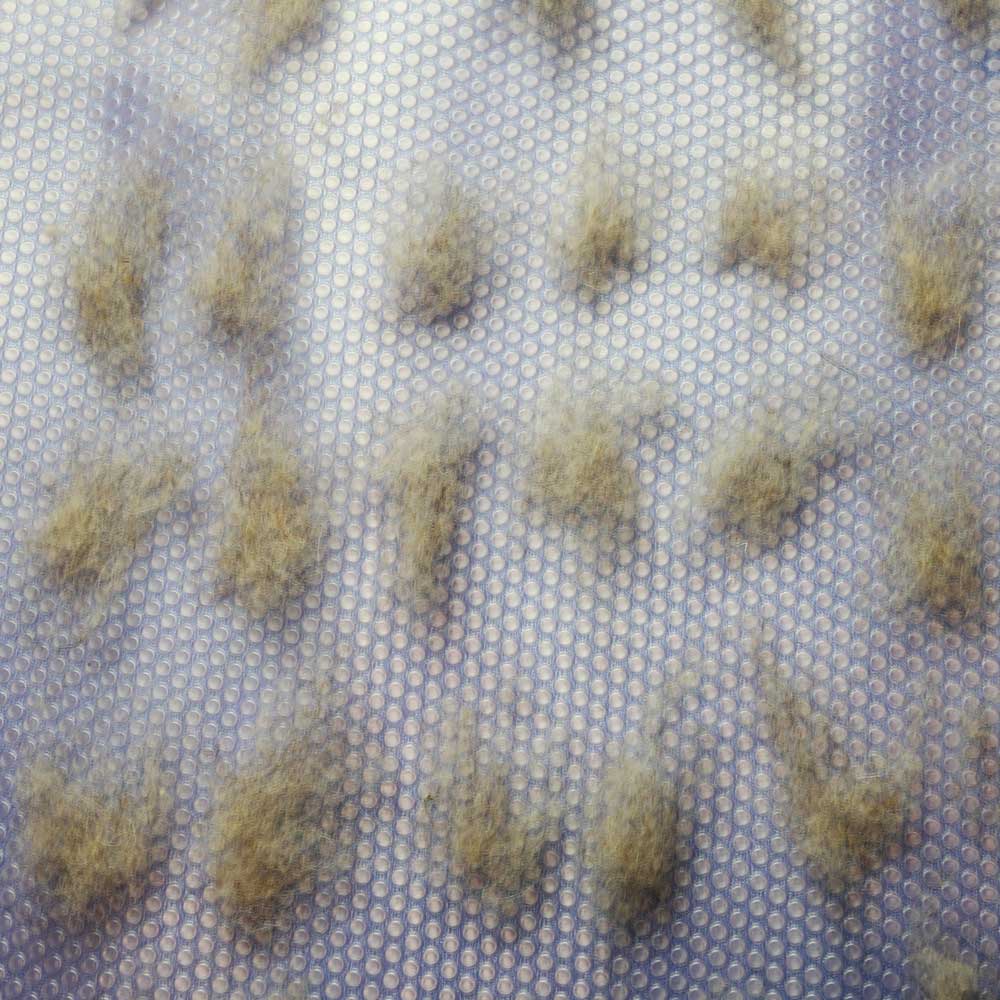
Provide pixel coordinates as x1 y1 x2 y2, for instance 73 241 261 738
0 0 997 998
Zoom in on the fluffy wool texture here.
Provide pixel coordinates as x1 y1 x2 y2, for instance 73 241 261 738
728 0 788 46
532 0 580 27
937 0 994 31
197 164 289 351
210 737 339 926
559 147 638 288
701 407 820 542
887 200 980 354
445 760 546 915
242 0 325 71
218 409 324 618
527 388 638 526
70 169 167 367
913 946 981 1000
429 713 547 915
887 469 982 617
386 170 481 323
764 676 911 888
33 450 185 627
586 757 677 925
963 705 995 763
19 760 170 921
381 400 477 604
720 173 797 276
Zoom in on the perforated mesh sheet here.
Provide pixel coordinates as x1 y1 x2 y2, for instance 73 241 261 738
1 0 998 998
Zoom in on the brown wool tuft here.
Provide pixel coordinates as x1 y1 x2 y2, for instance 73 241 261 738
19 759 170 921
913 945 981 1000
33 449 185 628
527 387 638 526
70 168 168 367
729 0 788 46
586 756 678 925
886 469 982 617
197 161 290 353
210 736 341 927
937 0 994 32
532 0 581 28
381 398 477 604
559 145 638 289
242 0 326 72
386 168 482 323
887 198 980 355
720 172 798 276
218 408 325 618
700 406 822 543
429 712 547 916
763 675 911 887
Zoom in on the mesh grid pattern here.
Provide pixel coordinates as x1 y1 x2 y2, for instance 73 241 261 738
0 0 997 997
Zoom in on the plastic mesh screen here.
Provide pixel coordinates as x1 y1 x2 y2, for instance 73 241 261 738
0 0 997 998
